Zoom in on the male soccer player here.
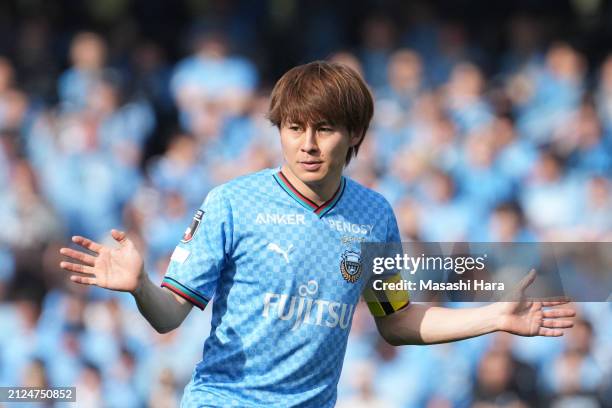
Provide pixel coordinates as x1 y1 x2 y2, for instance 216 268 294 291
59 61 575 407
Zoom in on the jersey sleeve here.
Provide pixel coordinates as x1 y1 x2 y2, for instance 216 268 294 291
161 186 233 310
363 201 410 317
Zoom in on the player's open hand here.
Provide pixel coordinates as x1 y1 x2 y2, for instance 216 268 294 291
59 229 144 294
495 269 576 337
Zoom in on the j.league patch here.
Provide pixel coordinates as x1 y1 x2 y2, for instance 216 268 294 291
181 209 204 243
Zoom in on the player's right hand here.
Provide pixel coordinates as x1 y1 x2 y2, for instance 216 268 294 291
59 229 145 294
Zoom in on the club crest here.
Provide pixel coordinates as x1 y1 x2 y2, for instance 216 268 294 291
181 209 204 243
340 250 362 283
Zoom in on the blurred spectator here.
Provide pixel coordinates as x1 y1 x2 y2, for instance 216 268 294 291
512 43 585 145
499 16 543 75
0 159 62 248
492 113 538 186
336 360 396 408
130 41 174 113
148 367 181 408
520 150 582 234
75 362 104 408
595 54 612 133
477 201 536 242
577 176 612 239
561 99 611 175
454 128 513 214
544 318 604 406
418 169 475 241
444 62 494 134
14 17 59 100
359 15 397 92
472 349 531 406
58 32 108 112
170 30 258 128
378 49 424 112
147 131 212 208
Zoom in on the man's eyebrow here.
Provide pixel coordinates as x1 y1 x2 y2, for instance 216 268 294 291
284 120 304 126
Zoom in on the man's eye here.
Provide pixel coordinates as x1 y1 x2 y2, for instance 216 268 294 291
319 127 333 133
289 125 302 131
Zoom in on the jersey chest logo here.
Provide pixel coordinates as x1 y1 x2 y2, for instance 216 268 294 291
267 242 294 263
340 250 362 283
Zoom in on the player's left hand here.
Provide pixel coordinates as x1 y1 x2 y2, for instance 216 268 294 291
494 269 576 337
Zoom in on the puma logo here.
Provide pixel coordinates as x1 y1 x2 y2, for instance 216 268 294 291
267 243 294 263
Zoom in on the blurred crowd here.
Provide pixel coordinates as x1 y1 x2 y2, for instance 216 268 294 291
0 2 611 407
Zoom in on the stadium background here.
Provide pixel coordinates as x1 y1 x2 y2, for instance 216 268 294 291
0 0 610 406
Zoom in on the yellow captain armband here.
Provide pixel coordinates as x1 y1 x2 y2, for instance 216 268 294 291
363 273 410 317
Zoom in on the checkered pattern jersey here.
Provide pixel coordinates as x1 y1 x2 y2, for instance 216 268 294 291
162 168 402 407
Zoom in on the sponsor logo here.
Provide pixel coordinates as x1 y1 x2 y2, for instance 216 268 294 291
181 210 204 243
256 213 306 225
326 220 373 235
340 250 362 283
262 280 355 331
341 235 366 245
267 243 294 263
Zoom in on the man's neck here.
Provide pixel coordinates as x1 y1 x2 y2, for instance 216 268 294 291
280 164 341 206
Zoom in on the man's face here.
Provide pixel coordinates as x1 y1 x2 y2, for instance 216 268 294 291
279 121 360 186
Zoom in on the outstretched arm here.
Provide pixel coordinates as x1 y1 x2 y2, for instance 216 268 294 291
375 270 576 346
59 229 193 333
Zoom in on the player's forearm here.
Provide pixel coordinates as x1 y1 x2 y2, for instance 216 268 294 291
131 274 191 333
376 303 501 345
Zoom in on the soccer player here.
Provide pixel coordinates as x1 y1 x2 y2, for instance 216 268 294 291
59 61 575 407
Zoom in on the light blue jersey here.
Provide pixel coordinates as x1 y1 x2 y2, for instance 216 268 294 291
162 168 405 407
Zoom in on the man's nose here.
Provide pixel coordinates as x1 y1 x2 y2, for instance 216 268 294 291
301 127 319 153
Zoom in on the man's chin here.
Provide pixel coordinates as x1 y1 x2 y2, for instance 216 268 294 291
284 164 330 186
297 170 326 184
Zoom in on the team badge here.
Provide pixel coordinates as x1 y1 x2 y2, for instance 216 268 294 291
181 209 204 243
340 250 362 283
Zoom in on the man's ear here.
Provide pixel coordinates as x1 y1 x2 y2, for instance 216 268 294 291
349 131 363 147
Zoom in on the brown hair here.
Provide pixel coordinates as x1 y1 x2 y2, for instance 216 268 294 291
268 61 374 165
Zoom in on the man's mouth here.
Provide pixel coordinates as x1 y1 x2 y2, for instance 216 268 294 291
299 161 323 171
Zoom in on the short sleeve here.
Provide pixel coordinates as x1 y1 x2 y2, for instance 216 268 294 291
161 187 233 310
363 201 410 317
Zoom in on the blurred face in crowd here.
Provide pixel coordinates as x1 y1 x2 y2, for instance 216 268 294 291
0 57 15 92
575 103 602 146
477 350 513 394
22 359 48 388
395 198 419 240
534 152 562 182
546 43 584 81
87 80 118 114
565 319 593 355
466 132 495 168
449 62 484 99
600 55 612 91
587 176 610 207
1 89 27 127
388 49 422 93
70 32 106 70
195 34 228 59
491 116 516 148
427 170 455 203
329 52 363 77
490 206 522 242
362 16 395 50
